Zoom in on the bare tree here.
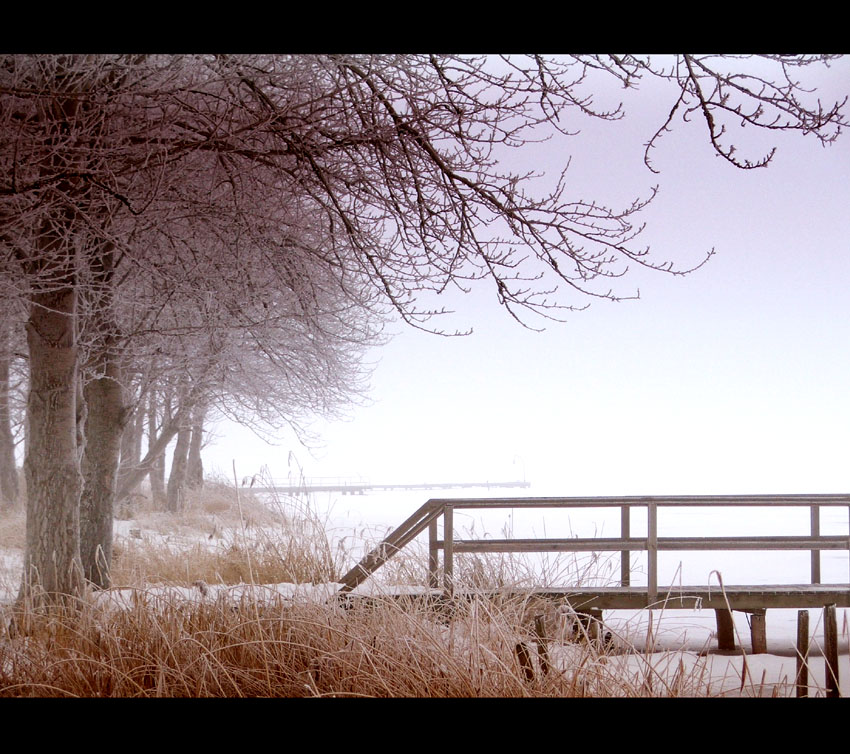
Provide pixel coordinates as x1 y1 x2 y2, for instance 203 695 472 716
185 401 206 491
0 315 24 508
1 54 845 601
146 386 167 508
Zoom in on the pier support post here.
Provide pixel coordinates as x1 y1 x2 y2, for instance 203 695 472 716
796 610 809 698
533 614 551 676
515 642 535 682
824 604 840 698
575 609 604 644
587 608 602 643
715 608 736 651
749 609 767 654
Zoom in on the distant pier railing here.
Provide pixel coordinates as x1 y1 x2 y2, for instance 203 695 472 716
255 479 531 495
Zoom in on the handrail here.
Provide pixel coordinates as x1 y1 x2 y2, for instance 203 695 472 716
336 494 850 601
337 500 441 592
429 494 850 507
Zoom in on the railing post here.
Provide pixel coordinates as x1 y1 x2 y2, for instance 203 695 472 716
810 504 821 584
444 504 454 594
647 500 658 606
620 504 630 587
428 515 439 589
824 604 840 697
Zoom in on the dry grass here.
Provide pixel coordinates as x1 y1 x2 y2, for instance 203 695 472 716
2 581 809 697
110 480 345 588
110 538 338 588
0 588 710 698
0 481 816 698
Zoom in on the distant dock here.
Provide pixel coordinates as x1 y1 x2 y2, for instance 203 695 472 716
254 479 531 496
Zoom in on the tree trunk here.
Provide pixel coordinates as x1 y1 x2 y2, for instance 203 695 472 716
186 402 206 490
147 388 166 507
117 401 143 484
0 323 19 509
166 422 191 513
79 359 127 588
76 230 127 588
116 377 206 507
20 286 84 602
150 452 166 509
117 410 183 504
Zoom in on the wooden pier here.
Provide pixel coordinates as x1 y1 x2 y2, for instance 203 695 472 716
256 479 530 495
338 494 850 653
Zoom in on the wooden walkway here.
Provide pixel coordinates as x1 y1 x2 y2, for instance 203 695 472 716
483 584 850 611
337 494 850 652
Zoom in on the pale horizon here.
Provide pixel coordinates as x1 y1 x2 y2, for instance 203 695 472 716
202 58 850 499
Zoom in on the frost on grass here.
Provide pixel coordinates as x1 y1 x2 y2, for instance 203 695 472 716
0 485 846 697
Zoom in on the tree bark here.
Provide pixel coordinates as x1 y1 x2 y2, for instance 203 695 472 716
75 231 128 587
17 61 98 604
150 452 166 509
79 360 127 588
186 402 206 490
117 409 183 504
117 401 143 484
166 422 191 513
0 323 19 509
20 286 84 602
148 387 167 507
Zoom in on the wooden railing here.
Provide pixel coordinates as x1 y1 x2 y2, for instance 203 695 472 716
338 494 850 601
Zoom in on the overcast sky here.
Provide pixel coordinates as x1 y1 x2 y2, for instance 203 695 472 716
204 57 850 498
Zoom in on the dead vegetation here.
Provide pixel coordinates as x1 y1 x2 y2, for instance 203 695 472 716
0 483 816 697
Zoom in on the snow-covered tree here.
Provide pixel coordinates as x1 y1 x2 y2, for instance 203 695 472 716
0 54 845 601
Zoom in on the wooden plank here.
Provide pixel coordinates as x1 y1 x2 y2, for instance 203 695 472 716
358 586 850 616
428 494 850 510
447 536 848 553
450 538 648 553
657 536 848 551
482 585 850 611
